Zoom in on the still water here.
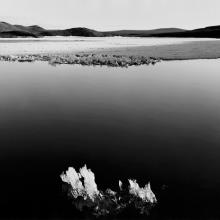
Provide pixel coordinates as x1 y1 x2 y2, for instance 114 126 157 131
0 60 220 219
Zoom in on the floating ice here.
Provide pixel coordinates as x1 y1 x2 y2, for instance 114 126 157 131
60 167 84 199
128 179 157 203
60 165 100 200
60 165 157 217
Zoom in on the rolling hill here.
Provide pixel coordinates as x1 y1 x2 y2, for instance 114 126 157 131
152 25 220 38
104 28 186 37
1 21 220 38
0 22 105 37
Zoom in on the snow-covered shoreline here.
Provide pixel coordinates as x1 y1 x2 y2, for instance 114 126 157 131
0 36 216 55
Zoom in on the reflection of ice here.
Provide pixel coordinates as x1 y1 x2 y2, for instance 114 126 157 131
60 165 157 217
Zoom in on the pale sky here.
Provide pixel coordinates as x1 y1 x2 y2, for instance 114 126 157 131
0 0 219 31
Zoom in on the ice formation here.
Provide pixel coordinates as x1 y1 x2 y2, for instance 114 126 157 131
128 179 157 203
61 167 84 198
60 165 157 217
60 165 100 201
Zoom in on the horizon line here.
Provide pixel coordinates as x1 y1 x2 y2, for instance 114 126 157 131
1 20 220 32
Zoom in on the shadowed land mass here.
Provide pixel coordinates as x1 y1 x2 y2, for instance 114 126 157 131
1 21 220 38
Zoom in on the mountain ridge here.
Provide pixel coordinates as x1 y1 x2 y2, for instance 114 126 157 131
1 22 220 38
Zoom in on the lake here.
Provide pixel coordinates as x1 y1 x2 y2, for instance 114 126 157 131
0 36 218 55
1 60 220 219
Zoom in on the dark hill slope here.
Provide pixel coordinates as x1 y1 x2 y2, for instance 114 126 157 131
0 22 21 32
104 28 186 37
47 28 105 37
1 21 220 38
151 26 220 38
14 25 47 35
0 22 105 37
0 30 36 38
0 22 38 37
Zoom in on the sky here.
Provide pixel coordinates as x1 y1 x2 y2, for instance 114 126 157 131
0 0 220 31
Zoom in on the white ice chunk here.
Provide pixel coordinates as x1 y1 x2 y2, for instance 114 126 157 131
60 167 84 198
128 179 157 203
60 165 100 201
119 180 123 190
79 165 100 200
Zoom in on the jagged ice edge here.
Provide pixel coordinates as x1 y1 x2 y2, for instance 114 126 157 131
60 165 157 203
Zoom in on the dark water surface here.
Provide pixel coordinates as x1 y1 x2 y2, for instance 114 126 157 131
1 60 220 219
